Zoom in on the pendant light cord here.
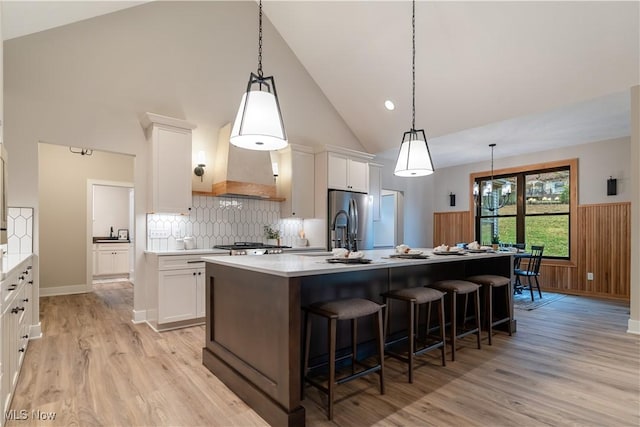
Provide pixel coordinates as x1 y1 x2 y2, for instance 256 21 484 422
411 0 416 131
257 0 263 78
490 143 496 181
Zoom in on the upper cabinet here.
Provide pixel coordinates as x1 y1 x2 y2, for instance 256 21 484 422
276 144 315 218
323 150 372 194
141 113 196 214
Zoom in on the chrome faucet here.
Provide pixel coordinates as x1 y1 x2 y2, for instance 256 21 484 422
331 210 351 250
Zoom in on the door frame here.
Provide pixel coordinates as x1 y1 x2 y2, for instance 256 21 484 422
86 179 134 291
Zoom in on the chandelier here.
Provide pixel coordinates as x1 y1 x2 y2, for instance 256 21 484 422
473 143 511 212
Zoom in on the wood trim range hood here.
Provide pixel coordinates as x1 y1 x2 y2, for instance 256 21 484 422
207 123 284 201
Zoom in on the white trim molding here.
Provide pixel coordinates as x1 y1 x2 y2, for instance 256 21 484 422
627 319 640 335
132 309 147 324
39 284 89 297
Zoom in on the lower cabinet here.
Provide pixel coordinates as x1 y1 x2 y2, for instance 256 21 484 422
158 267 205 323
1 256 34 423
94 243 130 276
146 253 214 331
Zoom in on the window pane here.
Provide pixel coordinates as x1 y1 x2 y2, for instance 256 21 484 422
479 217 516 246
479 176 517 216
525 170 569 214
525 214 569 257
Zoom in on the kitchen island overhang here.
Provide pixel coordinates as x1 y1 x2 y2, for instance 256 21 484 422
201 250 514 427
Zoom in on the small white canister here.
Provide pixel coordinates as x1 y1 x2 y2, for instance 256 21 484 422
184 236 196 250
175 238 185 250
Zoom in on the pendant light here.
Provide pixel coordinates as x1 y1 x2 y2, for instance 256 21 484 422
394 0 434 177
230 0 287 151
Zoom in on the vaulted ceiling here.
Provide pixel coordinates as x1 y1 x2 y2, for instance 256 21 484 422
3 1 638 168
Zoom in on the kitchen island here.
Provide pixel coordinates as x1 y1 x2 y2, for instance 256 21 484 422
201 249 513 427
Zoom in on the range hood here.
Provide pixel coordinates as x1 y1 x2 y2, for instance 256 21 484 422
211 123 283 200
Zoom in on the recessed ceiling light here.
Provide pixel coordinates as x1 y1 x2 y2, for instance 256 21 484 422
384 100 395 111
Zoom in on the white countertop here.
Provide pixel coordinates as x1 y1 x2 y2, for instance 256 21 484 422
145 248 230 256
1 253 33 280
202 248 513 278
144 246 326 256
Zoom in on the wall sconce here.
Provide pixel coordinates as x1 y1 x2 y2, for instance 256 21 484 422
194 150 206 182
449 192 456 207
272 162 279 179
607 176 617 196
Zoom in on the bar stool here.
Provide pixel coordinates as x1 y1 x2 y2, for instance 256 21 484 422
428 280 481 361
303 298 385 420
381 287 446 383
466 274 513 345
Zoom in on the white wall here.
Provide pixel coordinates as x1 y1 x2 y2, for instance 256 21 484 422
375 135 631 248
432 136 632 213
629 85 639 334
93 185 130 238
3 1 364 321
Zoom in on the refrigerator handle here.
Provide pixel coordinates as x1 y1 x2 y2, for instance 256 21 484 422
349 199 359 251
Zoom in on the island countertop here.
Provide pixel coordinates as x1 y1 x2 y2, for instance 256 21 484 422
202 247 514 427
201 248 512 277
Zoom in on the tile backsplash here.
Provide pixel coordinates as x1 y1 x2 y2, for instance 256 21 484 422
7 207 34 254
146 195 305 251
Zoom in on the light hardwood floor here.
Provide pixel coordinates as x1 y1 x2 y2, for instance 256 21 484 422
7 283 639 426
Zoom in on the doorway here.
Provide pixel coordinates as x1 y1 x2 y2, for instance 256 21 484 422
373 189 404 248
37 142 135 296
88 182 134 287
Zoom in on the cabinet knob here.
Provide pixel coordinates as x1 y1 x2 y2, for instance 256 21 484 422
28 281 33 285
23 298 29 302
193 272 196 276
197 272 202 275
27 266 32 270
19 275 25 280
22 270 28 275
18 306 25 312
21 335 29 339
18 348 25 353
8 284 17 291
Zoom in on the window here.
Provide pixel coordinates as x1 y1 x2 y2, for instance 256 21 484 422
473 162 574 260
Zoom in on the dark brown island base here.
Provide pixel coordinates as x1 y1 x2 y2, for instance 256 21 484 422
201 249 513 427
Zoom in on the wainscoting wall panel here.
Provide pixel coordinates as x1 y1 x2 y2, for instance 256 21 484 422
433 211 472 247
434 201 630 300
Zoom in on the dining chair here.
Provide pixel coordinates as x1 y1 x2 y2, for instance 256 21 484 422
514 245 544 301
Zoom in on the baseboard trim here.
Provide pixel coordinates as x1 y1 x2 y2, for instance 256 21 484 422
132 309 147 324
39 284 89 297
29 322 43 339
627 319 640 335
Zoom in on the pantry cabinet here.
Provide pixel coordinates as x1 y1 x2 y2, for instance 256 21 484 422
141 112 197 214
276 144 315 218
1 256 34 421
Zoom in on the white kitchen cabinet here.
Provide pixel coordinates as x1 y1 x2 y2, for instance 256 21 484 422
141 112 196 214
1 256 34 420
276 144 315 218
158 268 203 323
369 163 383 221
327 152 369 193
145 253 214 331
94 243 130 276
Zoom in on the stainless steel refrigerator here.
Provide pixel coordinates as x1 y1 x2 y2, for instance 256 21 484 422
327 190 373 251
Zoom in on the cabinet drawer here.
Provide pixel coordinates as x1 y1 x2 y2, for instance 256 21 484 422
158 255 206 270
96 243 130 251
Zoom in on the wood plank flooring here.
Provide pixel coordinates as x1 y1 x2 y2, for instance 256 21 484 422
7 282 639 426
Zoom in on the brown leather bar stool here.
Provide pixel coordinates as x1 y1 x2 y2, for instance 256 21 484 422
303 298 385 420
428 280 481 361
381 287 446 383
466 274 513 345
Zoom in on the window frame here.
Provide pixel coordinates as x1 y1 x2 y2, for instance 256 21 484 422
469 158 578 266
